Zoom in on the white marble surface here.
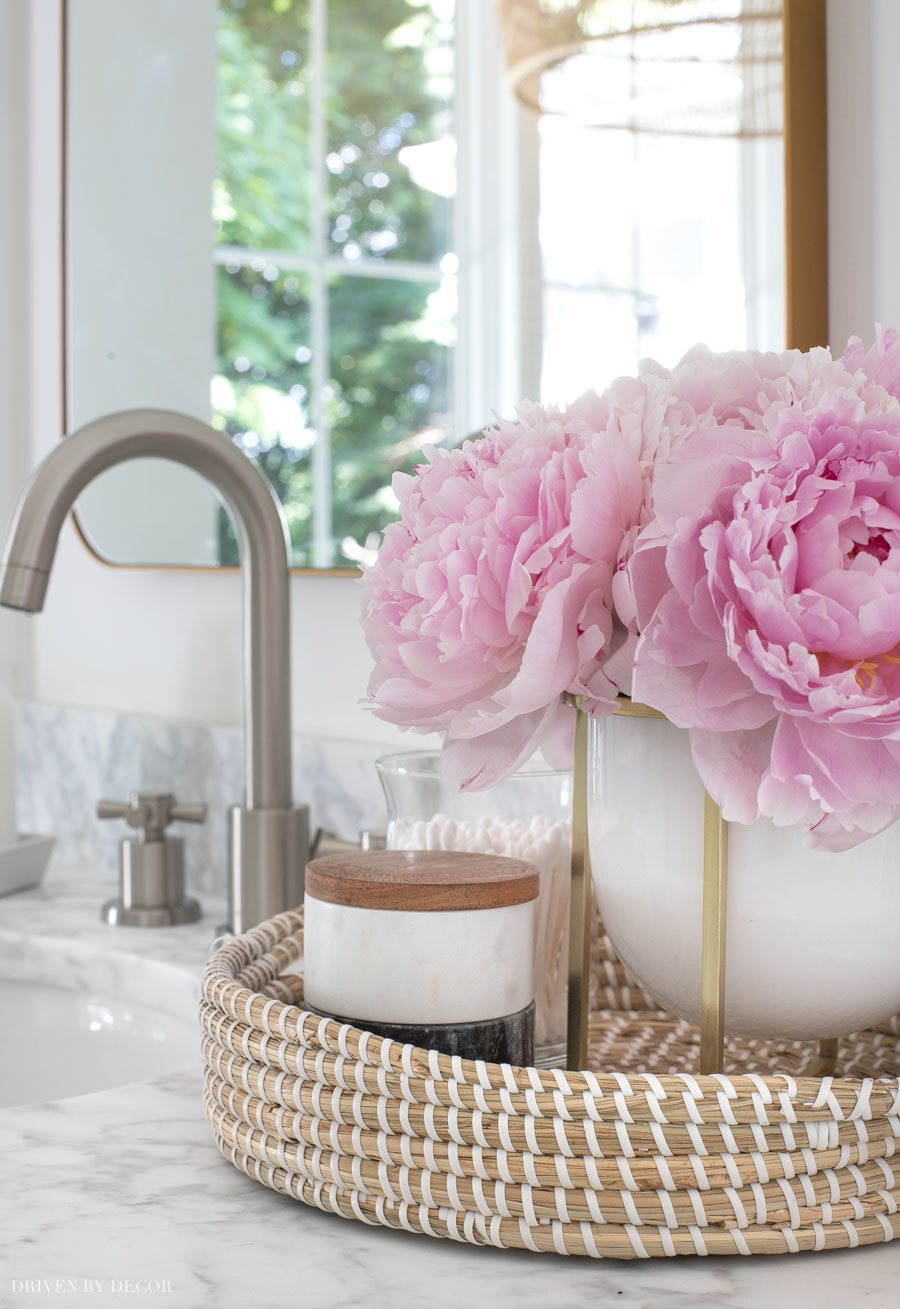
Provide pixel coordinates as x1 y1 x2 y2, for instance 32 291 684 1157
16 702 394 893
3 860 900 1309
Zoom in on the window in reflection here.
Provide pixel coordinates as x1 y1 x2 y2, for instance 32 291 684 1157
65 1 789 571
537 38 784 404
212 0 455 569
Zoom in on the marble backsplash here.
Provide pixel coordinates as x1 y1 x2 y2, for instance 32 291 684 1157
16 701 397 897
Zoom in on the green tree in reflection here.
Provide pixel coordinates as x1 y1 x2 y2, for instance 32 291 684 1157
213 0 454 568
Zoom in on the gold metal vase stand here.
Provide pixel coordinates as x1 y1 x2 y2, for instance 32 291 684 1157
566 700 838 1076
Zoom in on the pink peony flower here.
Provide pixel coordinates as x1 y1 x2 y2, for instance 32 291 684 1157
361 396 642 789
361 349 807 790
843 323 900 396
630 340 900 850
571 347 808 656
568 365 723 686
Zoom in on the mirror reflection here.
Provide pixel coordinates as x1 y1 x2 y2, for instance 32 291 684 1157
66 0 786 572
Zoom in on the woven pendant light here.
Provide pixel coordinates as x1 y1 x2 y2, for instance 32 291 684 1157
495 0 783 136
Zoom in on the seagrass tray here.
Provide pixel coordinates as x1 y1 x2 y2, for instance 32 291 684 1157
201 907 900 1259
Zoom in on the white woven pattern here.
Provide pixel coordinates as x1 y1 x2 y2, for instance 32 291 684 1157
200 909 900 1260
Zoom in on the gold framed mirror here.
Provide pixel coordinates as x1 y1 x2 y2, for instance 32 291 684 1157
62 0 827 575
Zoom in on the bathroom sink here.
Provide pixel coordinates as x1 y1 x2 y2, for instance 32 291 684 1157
0 932 199 1107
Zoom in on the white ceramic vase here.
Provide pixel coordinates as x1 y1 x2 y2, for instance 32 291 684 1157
588 712 900 1042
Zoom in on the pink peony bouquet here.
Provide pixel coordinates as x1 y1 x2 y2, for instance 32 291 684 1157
361 327 900 851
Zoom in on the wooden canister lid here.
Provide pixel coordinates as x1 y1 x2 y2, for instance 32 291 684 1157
305 850 539 913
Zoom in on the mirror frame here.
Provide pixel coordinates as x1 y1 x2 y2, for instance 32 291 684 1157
784 0 828 353
61 0 827 577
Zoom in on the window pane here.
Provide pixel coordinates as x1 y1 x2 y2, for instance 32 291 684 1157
540 122 758 398
633 133 747 360
540 121 635 291
542 288 638 403
213 0 458 571
326 0 454 264
327 272 454 564
216 0 311 252
213 261 314 565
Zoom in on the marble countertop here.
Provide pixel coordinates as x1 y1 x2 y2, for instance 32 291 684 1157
3 861 900 1309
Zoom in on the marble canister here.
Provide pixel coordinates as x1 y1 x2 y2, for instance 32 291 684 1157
303 850 539 1063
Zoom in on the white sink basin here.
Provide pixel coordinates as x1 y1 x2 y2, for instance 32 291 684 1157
0 932 199 1107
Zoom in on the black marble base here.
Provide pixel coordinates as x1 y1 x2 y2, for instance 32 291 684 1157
308 1001 535 1066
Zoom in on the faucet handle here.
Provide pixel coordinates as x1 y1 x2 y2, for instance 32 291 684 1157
98 790 205 928
97 791 207 842
169 801 208 824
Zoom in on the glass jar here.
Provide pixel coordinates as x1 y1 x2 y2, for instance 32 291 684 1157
376 751 572 1067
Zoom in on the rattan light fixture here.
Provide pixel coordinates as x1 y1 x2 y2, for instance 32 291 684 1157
495 0 783 136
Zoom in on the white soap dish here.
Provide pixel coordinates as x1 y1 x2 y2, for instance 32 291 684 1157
0 834 55 897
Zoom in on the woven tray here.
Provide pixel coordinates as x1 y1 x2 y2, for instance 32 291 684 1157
201 908 900 1259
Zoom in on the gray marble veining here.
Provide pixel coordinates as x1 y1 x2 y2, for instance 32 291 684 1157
0 859 225 967
16 702 393 898
2 861 900 1307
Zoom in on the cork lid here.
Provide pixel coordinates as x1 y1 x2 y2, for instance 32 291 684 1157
305 850 539 912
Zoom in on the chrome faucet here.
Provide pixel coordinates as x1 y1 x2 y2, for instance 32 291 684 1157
0 408 308 932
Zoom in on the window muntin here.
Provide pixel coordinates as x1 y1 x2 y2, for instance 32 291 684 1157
213 0 455 569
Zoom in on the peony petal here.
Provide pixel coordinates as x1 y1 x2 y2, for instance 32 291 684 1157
570 432 643 563
441 701 566 791
650 428 764 532
633 594 775 731
756 718 821 827
490 563 613 716
805 807 899 852
627 526 672 629
689 722 776 823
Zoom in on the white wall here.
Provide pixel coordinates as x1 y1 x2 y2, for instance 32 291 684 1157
68 0 221 565
827 0 900 345
2 0 897 748
0 0 34 694
30 527 408 747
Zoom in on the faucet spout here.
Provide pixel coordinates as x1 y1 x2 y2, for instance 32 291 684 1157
0 408 308 930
